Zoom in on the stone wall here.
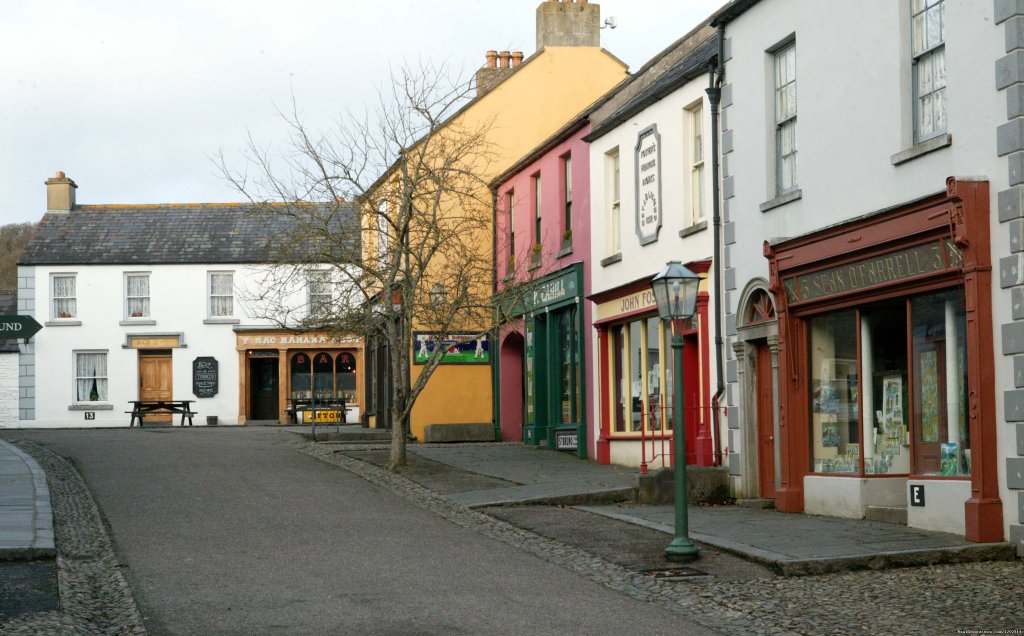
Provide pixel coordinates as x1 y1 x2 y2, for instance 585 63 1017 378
0 353 18 425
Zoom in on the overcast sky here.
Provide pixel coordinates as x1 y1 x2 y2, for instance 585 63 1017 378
1 0 723 225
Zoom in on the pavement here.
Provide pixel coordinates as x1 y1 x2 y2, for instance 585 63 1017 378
0 440 53 561
367 436 1019 576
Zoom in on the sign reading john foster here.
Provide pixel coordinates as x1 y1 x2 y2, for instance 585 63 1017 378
635 124 662 245
192 357 219 398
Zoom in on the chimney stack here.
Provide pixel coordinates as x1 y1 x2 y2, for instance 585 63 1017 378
536 0 600 50
45 171 77 213
475 49 525 96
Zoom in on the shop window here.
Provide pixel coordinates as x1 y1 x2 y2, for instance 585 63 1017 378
558 308 581 425
337 352 357 404
808 288 969 477
525 321 536 427
74 351 108 403
291 353 312 399
313 352 334 402
611 317 671 434
911 290 967 476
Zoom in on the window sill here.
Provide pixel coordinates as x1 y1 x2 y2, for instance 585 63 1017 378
45 320 81 327
759 189 803 213
600 253 622 267
203 318 240 325
68 403 113 411
120 319 156 326
556 245 573 259
678 220 708 238
890 133 952 166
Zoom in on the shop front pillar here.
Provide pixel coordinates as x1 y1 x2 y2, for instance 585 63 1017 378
693 294 715 466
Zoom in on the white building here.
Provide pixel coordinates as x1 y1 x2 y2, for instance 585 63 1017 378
714 0 1020 547
585 26 724 470
14 173 364 428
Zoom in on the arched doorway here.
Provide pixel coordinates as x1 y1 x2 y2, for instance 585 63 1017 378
500 331 525 441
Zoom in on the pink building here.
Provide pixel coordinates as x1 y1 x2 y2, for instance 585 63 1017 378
492 117 596 457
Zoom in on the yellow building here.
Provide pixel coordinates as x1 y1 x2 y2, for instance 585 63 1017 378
366 1 628 441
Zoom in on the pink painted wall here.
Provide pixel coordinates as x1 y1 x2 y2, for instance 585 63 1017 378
495 123 596 453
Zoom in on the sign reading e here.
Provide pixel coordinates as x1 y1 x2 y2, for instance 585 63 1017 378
909 484 925 507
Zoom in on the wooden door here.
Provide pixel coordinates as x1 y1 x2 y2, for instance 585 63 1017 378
139 352 173 422
249 358 280 421
755 343 777 499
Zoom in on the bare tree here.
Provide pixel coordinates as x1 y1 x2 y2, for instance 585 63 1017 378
222 63 531 469
1 222 38 290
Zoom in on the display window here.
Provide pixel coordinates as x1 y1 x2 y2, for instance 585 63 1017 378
807 288 967 477
609 315 674 434
557 307 582 425
290 351 358 404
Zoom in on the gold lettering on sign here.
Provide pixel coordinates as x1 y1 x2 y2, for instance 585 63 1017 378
129 336 179 349
782 239 960 304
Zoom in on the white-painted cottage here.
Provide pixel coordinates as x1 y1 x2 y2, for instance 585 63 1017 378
14 173 364 428
713 0 1020 547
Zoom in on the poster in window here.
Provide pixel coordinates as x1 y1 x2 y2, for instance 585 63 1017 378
940 442 959 476
882 375 903 430
919 350 939 442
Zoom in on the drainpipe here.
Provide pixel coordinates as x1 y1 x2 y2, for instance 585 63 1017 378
491 187 501 441
706 31 726 466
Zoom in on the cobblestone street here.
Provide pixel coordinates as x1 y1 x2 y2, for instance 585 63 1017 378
2 431 1021 635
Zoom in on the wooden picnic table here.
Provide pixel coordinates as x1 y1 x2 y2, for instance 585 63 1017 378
128 400 196 427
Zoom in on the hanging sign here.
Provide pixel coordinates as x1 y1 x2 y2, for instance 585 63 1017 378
0 315 42 340
192 357 219 398
634 124 662 245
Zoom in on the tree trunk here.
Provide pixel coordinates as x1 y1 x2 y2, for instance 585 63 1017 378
387 318 409 469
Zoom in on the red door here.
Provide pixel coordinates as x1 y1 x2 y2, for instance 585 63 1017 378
755 343 777 499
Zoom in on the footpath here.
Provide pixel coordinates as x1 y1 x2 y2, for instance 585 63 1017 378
315 429 1019 576
0 440 53 561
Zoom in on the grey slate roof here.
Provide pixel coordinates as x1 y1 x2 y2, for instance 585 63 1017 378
18 203 359 266
586 33 720 142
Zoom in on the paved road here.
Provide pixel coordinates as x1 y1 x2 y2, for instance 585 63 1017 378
8 428 715 636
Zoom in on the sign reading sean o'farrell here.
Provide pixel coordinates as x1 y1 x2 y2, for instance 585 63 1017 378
783 238 963 304
634 125 662 245
192 357 219 398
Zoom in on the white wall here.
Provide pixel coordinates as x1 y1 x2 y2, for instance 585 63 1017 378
16 263 286 428
721 0 1011 534
0 353 17 425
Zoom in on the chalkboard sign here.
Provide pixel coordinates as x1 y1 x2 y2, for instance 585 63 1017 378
192 357 219 398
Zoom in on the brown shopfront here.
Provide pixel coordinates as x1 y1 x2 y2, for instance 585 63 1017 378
763 179 1002 541
235 329 363 424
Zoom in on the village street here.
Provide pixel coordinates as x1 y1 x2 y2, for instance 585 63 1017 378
1 428 716 636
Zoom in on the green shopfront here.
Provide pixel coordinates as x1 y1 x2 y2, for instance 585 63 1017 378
497 263 588 458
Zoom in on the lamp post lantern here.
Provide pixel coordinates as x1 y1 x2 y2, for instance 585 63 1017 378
650 261 701 562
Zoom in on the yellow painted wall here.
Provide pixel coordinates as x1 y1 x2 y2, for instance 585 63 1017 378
399 47 629 439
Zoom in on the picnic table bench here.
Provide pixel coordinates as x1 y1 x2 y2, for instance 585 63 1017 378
127 400 196 427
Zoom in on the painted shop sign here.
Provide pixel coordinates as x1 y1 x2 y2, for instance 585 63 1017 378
782 238 963 304
413 332 490 364
634 124 662 245
239 334 360 346
128 335 181 349
595 289 657 323
555 429 578 451
192 357 219 398
525 270 578 312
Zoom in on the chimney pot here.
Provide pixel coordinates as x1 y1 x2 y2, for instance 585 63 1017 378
511 51 524 67
485 50 498 68
499 51 511 68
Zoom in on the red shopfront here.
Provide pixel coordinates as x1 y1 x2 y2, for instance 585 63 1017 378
591 263 715 469
764 179 1001 541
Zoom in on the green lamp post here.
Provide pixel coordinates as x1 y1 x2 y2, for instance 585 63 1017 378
650 261 702 562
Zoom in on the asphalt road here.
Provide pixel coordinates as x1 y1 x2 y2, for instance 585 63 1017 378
8 428 715 636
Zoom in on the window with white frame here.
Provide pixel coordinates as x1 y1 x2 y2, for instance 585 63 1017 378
606 148 621 255
533 173 542 248
124 273 150 319
507 190 516 266
912 0 946 143
209 271 234 317
562 154 572 243
688 102 705 225
74 351 108 402
774 42 798 195
51 273 76 319
308 270 332 316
